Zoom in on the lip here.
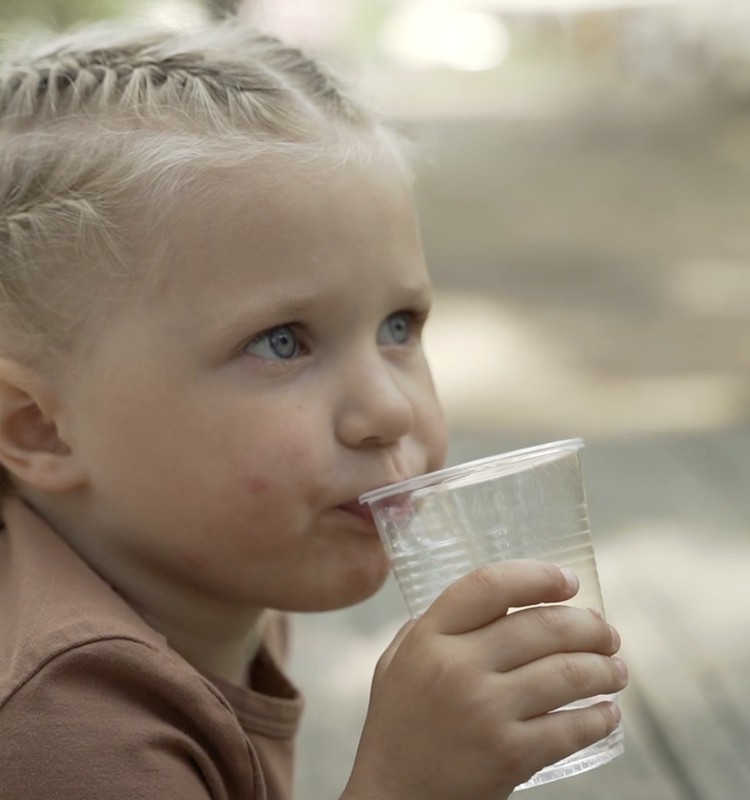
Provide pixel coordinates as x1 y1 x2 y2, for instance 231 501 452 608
337 500 377 530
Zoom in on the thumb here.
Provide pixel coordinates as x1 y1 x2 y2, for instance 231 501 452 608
373 619 416 681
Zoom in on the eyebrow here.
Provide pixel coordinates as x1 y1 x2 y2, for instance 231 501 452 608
208 290 317 334
250 291 318 318
393 281 434 307
223 281 431 321
205 279 434 344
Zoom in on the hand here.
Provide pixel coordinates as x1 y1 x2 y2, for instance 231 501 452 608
343 560 627 800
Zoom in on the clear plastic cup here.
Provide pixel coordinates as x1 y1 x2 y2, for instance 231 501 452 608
360 438 624 790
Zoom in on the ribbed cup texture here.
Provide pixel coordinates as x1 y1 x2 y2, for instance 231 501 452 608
375 454 605 618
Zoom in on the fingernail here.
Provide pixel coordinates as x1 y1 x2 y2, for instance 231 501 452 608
609 624 621 650
608 701 622 724
560 567 579 594
613 657 628 683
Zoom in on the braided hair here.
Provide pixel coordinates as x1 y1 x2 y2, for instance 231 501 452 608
0 21 399 369
0 25 366 131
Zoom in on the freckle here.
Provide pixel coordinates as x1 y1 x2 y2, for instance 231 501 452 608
245 476 271 494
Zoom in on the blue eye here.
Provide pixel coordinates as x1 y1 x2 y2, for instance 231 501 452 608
245 325 300 360
378 312 414 345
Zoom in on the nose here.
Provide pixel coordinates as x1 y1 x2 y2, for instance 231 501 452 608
335 356 416 448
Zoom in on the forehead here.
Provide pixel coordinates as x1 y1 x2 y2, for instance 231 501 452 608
146 151 429 309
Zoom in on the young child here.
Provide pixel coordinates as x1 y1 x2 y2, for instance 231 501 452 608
0 20 627 800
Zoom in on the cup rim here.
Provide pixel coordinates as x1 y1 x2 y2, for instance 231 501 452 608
359 438 585 504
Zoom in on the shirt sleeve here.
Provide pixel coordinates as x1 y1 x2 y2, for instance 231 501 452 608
0 637 263 800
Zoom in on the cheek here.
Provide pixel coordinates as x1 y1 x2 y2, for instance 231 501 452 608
426 417 449 473
230 422 322 503
417 384 449 471
244 476 272 494
234 472 289 509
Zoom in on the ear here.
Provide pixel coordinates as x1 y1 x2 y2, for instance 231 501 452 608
0 358 87 493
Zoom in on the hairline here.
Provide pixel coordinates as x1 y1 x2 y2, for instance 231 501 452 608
32 121 415 372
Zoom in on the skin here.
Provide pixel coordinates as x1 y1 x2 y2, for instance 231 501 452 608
0 149 627 798
16 153 449 681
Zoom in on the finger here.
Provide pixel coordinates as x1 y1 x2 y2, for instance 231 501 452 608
511 652 628 720
514 699 622 778
372 620 416 680
480 604 620 673
422 560 579 635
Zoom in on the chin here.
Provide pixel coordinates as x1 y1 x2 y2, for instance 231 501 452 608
308 556 392 612
343 570 390 607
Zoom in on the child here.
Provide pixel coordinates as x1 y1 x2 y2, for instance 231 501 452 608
0 20 627 800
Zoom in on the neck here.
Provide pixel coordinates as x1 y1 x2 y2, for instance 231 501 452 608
96 555 271 686
134 602 269 686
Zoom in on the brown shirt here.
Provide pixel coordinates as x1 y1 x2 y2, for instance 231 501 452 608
0 497 304 799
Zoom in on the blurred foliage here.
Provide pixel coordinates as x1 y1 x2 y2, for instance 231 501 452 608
0 0 242 31
203 0 240 20
0 0 129 30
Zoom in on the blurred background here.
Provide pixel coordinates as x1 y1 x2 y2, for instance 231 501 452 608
3 1 748 797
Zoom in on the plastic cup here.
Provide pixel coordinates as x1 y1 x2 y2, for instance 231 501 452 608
359 438 624 790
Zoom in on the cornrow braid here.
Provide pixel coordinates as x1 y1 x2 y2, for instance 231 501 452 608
0 26 369 134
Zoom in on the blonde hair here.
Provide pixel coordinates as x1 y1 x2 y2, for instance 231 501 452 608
0 20 404 369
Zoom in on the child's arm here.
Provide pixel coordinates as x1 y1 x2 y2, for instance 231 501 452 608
343 560 627 800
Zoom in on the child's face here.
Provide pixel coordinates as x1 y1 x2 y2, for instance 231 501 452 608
58 153 448 614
